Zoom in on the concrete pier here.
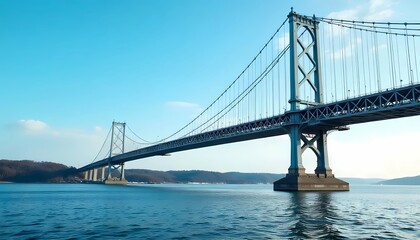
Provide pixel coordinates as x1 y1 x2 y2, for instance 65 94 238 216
104 178 128 185
93 169 98 181
103 163 127 185
101 167 105 181
274 173 349 191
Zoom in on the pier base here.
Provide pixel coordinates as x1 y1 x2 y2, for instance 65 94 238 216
273 174 349 191
104 178 128 185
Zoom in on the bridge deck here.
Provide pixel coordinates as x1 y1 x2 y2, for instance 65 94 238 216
79 83 420 172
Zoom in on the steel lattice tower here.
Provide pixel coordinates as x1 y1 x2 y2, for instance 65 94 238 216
273 10 348 191
106 121 127 181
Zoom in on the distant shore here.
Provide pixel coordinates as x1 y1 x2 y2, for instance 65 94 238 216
1 159 419 185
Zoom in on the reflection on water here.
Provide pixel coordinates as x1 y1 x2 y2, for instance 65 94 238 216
287 192 344 239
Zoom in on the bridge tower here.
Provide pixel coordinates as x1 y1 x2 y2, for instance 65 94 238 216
104 121 128 184
274 9 348 191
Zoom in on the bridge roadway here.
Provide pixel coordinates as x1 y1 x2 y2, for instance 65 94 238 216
79 83 420 172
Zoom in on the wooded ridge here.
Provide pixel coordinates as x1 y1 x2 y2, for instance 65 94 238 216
1 159 418 185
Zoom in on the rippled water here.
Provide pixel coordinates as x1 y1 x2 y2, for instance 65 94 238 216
0 183 419 239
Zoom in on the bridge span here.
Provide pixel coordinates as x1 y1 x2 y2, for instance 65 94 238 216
78 10 420 191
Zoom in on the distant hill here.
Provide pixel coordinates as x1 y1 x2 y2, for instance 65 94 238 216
0 160 284 184
0 159 79 183
342 178 385 185
125 169 284 184
3 159 417 185
377 175 420 185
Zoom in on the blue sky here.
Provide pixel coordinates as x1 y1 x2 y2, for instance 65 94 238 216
1 0 419 178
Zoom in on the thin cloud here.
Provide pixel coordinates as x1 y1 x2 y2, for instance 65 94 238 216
327 0 395 21
277 33 289 50
329 37 362 60
327 8 361 20
167 101 202 110
367 0 394 21
324 0 394 59
166 101 205 120
16 119 103 139
18 119 49 133
3 120 108 167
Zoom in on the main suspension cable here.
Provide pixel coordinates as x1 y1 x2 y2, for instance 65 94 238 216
91 125 112 163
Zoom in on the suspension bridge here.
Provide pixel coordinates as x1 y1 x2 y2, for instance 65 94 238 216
78 9 420 191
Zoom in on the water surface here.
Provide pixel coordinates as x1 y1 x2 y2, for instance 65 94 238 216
0 184 419 239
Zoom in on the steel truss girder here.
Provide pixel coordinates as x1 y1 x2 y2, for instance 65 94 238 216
300 84 420 125
78 83 420 172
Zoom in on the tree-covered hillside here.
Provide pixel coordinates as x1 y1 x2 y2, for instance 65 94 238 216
0 160 79 183
125 169 284 184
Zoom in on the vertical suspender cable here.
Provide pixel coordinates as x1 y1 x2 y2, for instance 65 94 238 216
327 22 333 101
374 25 381 91
360 28 367 95
387 23 396 89
237 75 239 124
343 23 349 98
242 65 245 122
367 29 373 93
395 33 402 87
321 22 327 102
340 22 346 98
278 45 281 114
285 51 288 112
264 41 269 117
303 32 306 103
412 35 419 83
370 25 376 91
349 23 355 97
404 23 413 84
308 30 313 103
386 31 393 89
260 54 263 119
272 36 275 116
248 63 250 121
354 23 361 96
389 25 396 89
254 57 257 120
330 22 337 101
278 37 281 114
372 23 380 91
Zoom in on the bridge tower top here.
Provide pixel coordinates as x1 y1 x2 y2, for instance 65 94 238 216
288 9 323 111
